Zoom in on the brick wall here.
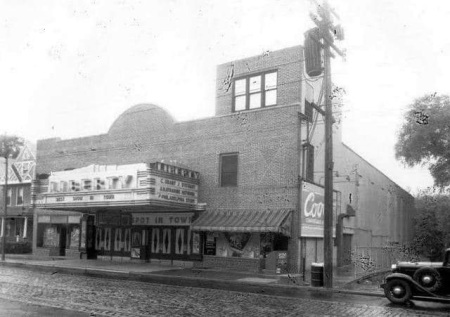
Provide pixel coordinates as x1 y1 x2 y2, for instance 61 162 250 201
36 103 301 213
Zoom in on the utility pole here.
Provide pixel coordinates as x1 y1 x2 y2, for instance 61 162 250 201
308 0 345 288
2 156 7 261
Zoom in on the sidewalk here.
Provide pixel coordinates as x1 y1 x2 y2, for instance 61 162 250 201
0 254 385 298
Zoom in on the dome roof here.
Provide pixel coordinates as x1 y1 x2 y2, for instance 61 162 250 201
108 104 175 136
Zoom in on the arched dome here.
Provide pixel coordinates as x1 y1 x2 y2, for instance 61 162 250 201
108 104 175 137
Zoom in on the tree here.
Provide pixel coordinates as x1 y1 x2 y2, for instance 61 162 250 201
395 93 450 188
0 135 24 261
411 194 450 260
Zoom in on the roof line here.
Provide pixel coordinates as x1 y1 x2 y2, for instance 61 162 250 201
341 142 413 198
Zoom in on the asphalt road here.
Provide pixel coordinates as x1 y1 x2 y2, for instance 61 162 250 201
0 266 448 316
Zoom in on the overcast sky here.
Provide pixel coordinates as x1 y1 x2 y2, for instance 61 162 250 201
1 0 446 194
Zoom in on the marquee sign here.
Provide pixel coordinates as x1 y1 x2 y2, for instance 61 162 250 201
35 162 200 210
300 181 340 237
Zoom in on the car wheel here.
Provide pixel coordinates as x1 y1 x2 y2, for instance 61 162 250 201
384 279 412 305
413 267 442 292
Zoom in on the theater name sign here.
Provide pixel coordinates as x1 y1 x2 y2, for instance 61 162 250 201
35 162 201 210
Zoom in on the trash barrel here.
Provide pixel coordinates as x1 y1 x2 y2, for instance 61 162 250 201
311 262 324 287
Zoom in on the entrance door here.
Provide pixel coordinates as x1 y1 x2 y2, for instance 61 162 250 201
342 234 352 265
59 226 67 256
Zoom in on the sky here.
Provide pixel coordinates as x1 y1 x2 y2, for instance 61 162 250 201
1 0 447 194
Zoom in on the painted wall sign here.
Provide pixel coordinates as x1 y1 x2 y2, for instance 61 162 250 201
132 213 194 226
301 181 340 237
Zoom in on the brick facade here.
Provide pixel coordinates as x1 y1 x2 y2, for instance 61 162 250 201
33 45 414 273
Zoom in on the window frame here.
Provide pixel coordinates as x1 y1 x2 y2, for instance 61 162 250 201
303 143 315 182
6 188 12 206
219 153 239 187
232 70 278 112
16 187 24 206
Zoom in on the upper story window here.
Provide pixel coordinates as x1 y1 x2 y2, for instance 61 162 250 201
6 188 12 206
233 71 277 112
17 187 24 205
220 153 238 187
303 143 315 182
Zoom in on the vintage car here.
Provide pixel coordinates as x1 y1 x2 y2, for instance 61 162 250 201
381 248 450 304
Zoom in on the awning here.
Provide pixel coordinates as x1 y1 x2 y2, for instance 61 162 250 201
191 209 292 237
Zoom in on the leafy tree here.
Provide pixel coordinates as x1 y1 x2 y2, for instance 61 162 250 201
411 194 450 260
395 93 450 188
0 135 23 161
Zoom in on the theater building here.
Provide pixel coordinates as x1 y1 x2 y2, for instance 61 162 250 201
32 45 414 273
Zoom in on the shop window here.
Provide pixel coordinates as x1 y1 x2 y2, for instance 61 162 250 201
6 188 12 206
303 143 314 182
114 228 122 251
16 187 23 206
124 228 131 252
192 232 200 254
162 228 171 254
220 153 238 187
233 71 278 112
151 228 160 253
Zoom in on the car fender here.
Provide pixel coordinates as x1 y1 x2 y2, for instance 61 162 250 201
383 273 440 298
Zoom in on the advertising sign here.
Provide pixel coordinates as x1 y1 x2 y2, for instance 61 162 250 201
132 213 194 226
152 176 198 205
301 181 340 237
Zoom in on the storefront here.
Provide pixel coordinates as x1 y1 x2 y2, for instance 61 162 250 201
34 161 204 262
35 211 82 257
191 209 292 272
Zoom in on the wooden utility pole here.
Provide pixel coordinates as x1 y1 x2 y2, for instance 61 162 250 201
2 157 8 261
308 0 345 288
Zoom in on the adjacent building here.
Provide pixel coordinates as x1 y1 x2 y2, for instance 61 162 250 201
0 143 36 253
32 45 414 274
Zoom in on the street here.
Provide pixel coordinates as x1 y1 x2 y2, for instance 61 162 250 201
0 267 448 316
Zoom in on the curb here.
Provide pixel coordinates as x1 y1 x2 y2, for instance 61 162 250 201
0 261 384 299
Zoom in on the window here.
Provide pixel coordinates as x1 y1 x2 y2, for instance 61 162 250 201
6 188 12 206
233 71 277 111
304 100 314 123
220 153 238 187
17 187 23 205
303 143 314 182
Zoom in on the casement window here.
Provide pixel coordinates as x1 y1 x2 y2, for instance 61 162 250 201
303 143 315 182
233 71 277 112
6 188 12 206
16 187 23 206
220 153 238 187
